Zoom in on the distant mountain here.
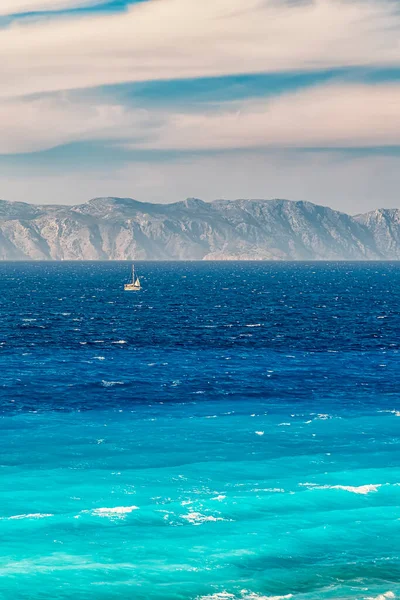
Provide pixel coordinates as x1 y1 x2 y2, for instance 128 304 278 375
0 196 399 260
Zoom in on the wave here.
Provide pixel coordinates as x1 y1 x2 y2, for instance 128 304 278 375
197 594 235 600
0 513 54 520
243 595 293 600
78 506 139 520
379 410 400 417
197 593 293 600
181 512 227 525
301 483 381 495
251 488 285 493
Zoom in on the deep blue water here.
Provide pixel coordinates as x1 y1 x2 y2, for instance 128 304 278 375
1 261 400 600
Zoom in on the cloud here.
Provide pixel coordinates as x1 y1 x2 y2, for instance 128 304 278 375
0 0 107 15
0 95 153 153
146 83 400 150
1 0 400 99
2 83 400 154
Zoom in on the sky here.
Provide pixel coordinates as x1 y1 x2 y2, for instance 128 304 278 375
1 0 400 212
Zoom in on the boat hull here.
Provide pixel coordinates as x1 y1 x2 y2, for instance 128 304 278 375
124 284 141 291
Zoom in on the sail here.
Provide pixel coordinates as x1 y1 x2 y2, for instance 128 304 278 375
124 263 141 291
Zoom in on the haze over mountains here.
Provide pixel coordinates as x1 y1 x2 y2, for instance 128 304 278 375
0 196 399 261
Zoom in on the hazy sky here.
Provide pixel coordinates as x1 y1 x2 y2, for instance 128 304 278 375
1 0 400 212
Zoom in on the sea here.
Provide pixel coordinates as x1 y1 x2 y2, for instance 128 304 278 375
1 261 400 600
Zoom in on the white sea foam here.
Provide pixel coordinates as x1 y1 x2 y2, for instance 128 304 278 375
331 484 381 494
211 495 226 501
112 340 127 344
251 488 285 493
197 594 235 600
181 512 226 525
79 506 139 519
242 593 293 600
255 431 264 436
365 592 395 600
301 483 381 495
1 513 54 520
101 380 124 387
197 592 293 600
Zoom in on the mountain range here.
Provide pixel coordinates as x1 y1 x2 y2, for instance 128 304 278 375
0 196 399 260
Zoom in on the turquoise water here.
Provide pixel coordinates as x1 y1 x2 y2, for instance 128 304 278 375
1 262 400 600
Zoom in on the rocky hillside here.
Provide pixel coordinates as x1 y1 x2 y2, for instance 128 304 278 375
0 196 398 260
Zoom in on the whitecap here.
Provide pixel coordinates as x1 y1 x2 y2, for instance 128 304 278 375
112 340 127 345
255 431 264 436
181 512 226 525
365 592 395 600
301 483 381 495
330 484 381 494
251 488 285 493
80 506 139 520
197 593 292 600
380 410 400 417
197 594 235 600
101 381 124 387
242 593 293 600
1 513 54 520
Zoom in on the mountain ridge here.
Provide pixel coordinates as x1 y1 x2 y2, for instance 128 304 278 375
0 196 399 260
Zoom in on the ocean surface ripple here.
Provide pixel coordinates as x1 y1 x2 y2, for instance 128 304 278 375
0 261 400 600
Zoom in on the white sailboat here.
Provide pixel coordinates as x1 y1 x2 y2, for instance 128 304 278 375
124 264 141 291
